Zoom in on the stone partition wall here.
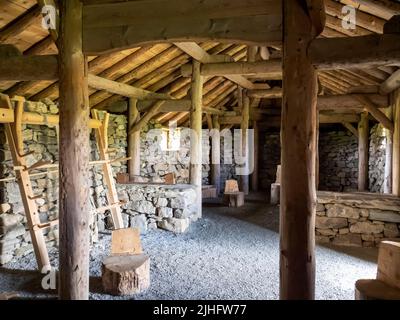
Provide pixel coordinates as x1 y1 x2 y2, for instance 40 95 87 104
316 191 400 247
369 124 387 193
259 132 280 190
117 183 198 234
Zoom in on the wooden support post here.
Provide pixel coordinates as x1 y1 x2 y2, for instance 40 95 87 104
58 0 90 300
316 114 320 190
280 0 320 300
211 115 221 195
128 98 140 180
358 111 370 191
251 120 259 192
384 105 393 194
190 61 203 218
393 89 400 196
239 92 250 195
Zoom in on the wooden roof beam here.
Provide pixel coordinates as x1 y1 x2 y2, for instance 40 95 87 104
309 34 400 70
380 68 400 95
355 94 394 131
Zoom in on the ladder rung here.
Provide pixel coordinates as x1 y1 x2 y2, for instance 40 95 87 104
24 160 54 172
94 202 122 213
33 219 59 231
28 194 43 200
19 150 35 158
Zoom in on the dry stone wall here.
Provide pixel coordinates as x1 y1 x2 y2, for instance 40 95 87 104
316 191 400 247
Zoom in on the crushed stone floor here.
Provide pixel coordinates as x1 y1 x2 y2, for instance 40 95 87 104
1 192 378 300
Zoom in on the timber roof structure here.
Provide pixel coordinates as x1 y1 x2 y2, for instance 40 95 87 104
0 0 400 127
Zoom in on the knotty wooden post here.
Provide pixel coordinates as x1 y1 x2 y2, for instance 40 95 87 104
358 111 369 191
128 98 140 180
190 61 203 217
240 92 250 195
280 0 322 300
211 115 221 194
393 89 400 196
251 120 259 192
58 0 90 300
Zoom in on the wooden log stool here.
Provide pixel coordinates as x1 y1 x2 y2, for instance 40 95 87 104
102 228 150 296
223 180 244 207
355 241 400 300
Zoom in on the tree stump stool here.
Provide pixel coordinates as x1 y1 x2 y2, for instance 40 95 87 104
102 254 150 296
223 192 244 207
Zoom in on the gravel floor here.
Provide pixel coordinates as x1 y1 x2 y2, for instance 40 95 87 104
0 193 378 300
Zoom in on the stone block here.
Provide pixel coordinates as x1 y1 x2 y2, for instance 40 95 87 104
332 233 362 247
369 210 400 223
130 215 147 234
384 223 399 238
156 207 173 218
1 224 25 240
0 214 23 227
0 203 11 214
316 217 348 229
350 221 384 234
0 254 13 265
102 254 150 296
317 228 337 236
326 204 360 219
339 228 350 235
157 218 190 233
316 235 331 243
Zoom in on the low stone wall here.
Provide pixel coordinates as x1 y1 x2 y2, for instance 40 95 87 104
316 191 400 247
116 183 199 234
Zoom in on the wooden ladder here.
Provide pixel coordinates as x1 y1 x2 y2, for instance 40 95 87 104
0 94 126 270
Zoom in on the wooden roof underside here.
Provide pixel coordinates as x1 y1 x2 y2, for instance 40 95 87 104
0 0 400 127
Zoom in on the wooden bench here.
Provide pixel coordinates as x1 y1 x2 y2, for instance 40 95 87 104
202 185 217 198
355 241 400 300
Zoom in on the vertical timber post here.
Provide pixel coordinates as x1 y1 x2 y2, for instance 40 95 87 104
211 115 221 195
58 0 90 300
358 111 369 191
393 89 400 196
280 0 321 300
128 98 140 180
190 61 203 218
251 120 259 192
384 106 393 194
240 92 250 195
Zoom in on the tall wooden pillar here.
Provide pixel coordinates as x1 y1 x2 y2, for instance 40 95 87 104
316 113 320 190
240 92 250 195
128 98 140 180
190 61 203 218
251 120 259 192
393 89 400 196
384 106 393 194
58 0 90 300
358 112 369 191
211 115 221 194
280 0 319 300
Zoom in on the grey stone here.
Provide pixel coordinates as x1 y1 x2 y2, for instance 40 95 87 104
383 223 399 238
349 221 384 234
156 207 173 218
326 204 360 219
130 214 148 234
157 218 190 233
130 200 156 215
1 224 25 240
0 254 13 265
153 198 168 207
0 214 23 227
316 217 348 229
369 210 400 223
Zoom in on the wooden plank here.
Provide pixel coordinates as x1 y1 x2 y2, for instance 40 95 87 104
91 110 124 229
174 42 232 63
128 98 140 179
181 60 282 77
190 61 203 218
358 112 369 191
309 34 400 70
58 0 90 300
83 0 282 54
0 55 58 81
380 69 400 95
377 241 400 290
280 0 319 300
393 89 400 196
88 74 171 100
342 122 359 138
355 94 394 131
211 115 221 195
